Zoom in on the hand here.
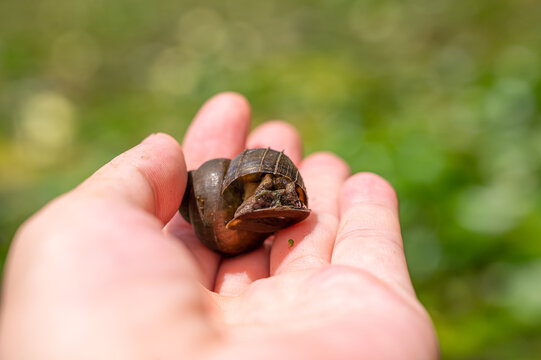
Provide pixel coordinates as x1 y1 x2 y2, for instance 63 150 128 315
0 93 439 360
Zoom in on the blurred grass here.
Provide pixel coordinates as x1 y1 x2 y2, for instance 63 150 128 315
1 0 541 358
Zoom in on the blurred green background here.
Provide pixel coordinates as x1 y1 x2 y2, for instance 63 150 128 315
1 0 541 358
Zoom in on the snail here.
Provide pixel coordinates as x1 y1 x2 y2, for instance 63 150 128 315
179 148 310 256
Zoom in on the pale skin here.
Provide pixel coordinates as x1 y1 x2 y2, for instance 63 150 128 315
0 93 439 359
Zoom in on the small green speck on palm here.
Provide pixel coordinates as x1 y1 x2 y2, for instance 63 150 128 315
288 239 294 248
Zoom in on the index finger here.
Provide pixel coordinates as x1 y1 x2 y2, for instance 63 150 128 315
331 173 415 296
182 92 251 168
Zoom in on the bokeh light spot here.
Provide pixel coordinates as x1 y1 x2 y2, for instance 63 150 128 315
15 91 77 167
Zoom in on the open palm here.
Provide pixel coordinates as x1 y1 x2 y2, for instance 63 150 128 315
0 93 438 360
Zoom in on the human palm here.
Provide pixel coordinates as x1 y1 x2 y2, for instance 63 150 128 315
0 93 438 359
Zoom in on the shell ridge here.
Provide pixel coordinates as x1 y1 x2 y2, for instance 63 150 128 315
234 149 247 179
259 147 270 173
274 150 284 175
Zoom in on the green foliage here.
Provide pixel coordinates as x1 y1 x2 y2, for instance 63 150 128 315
1 0 541 357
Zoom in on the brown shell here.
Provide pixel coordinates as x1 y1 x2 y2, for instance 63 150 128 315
222 148 308 205
179 148 311 256
180 158 270 256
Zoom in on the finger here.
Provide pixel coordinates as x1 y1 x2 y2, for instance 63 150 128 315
183 92 251 169
247 120 303 166
164 92 252 289
6 132 199 297
270 152 350 275
214 242 271 296
332 173 415 295
214 121 302 294
2 134 213 359
78 132 186 224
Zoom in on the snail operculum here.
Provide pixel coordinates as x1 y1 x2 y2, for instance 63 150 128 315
225 173 310 232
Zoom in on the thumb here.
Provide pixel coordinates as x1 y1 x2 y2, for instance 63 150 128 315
78 132 186 224
0 133 212 360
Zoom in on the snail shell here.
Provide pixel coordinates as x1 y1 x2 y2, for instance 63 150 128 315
179 148 310 256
